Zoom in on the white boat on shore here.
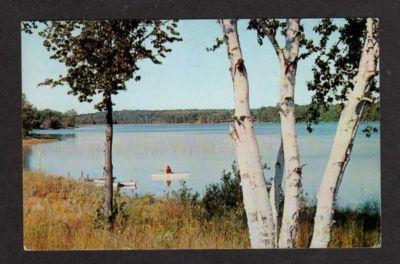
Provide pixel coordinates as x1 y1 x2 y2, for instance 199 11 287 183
92 178 137 190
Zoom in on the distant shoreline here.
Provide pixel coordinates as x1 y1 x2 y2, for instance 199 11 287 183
31 120 380 131
74 103 380 126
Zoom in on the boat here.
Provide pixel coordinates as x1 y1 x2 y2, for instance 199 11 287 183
120 181 137 187
92 178 137 190
151 172 190 181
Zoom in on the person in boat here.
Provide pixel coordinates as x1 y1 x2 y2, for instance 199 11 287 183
165 165 172 187
165 165 173 174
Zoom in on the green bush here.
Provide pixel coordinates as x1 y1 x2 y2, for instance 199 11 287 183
202 161 245 221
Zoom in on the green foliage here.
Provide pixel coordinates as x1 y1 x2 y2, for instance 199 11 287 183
22 93 77 135
248 19 317 60
22 93 39 136
334 198 380 233
361 125 379 138
202 161 244 220
306 18 379 132
62 109 77 128
93 190 130 229
171 181 200 206
206 37 225 52
248 19 284 46
40 116 62 130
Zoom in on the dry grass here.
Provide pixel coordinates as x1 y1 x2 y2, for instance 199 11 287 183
23 170 380 250
23 170 249 250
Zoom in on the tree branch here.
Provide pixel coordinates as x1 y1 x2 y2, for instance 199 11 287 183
256 19 283 60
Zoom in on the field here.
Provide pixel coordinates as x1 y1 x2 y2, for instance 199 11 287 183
23 169 381 250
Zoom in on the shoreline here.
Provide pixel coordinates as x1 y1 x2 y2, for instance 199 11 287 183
23 137 58 147
30 120 381 132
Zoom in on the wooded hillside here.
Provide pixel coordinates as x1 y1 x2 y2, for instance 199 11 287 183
74 103 379 125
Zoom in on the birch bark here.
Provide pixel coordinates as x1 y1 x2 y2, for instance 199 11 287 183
277 19 303 248
270 137 284 241
230 125 261 247
310 18 379 248
221 19 276 248
256 19 303 248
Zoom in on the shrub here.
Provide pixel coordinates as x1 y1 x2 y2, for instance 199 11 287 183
202 161 245 221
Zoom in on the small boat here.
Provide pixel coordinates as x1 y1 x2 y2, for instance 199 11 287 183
151 172 190 181
83 176 115 182
94 177 116 181
92 178 137 190
120 181 137 187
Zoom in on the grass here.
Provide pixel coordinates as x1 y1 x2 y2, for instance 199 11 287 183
23 170 249 250
295 201 381 248
23 170 381 250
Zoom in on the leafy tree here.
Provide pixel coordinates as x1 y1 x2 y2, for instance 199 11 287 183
305 18 379 132
62 109 77 128
41 116 62 129
23 20 181 221
22 93 39 136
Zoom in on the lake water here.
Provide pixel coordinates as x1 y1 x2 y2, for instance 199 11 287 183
25 122 380 206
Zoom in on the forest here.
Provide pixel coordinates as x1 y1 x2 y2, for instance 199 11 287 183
23 96 379 133
74 103 379 125
22 94 76 136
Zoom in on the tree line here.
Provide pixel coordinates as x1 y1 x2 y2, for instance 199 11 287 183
73 103 379 125
23 98 379 133
22 93 76 136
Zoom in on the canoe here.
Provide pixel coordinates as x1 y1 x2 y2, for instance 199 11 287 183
151 172 190 181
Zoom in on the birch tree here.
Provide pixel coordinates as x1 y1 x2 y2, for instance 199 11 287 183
22 20 181 223
249 19 316 248
270 138 284 243
220 19 276 248
306 18 379 248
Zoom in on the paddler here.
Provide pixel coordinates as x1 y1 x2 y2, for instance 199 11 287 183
165 165 172 187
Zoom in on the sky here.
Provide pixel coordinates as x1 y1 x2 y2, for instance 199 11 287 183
21 19 343 114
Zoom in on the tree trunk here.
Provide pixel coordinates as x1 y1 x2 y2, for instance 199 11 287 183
310 18 379 248
221 19 276 248
103 91 114 220
271 137 284 242
230 125 261 247
278 19 303 249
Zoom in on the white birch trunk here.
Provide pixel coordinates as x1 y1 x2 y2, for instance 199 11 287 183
278 19 303 248
230 125 262 247
221 19 276 248
270 137 284 243
310 18 379 248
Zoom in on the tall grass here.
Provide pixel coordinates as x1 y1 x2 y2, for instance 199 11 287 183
23 169 380 250
23 170 249 250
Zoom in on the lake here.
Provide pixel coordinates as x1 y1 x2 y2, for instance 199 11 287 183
25 122 381 206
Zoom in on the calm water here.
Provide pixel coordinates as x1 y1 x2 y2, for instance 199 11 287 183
25 122 380 206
